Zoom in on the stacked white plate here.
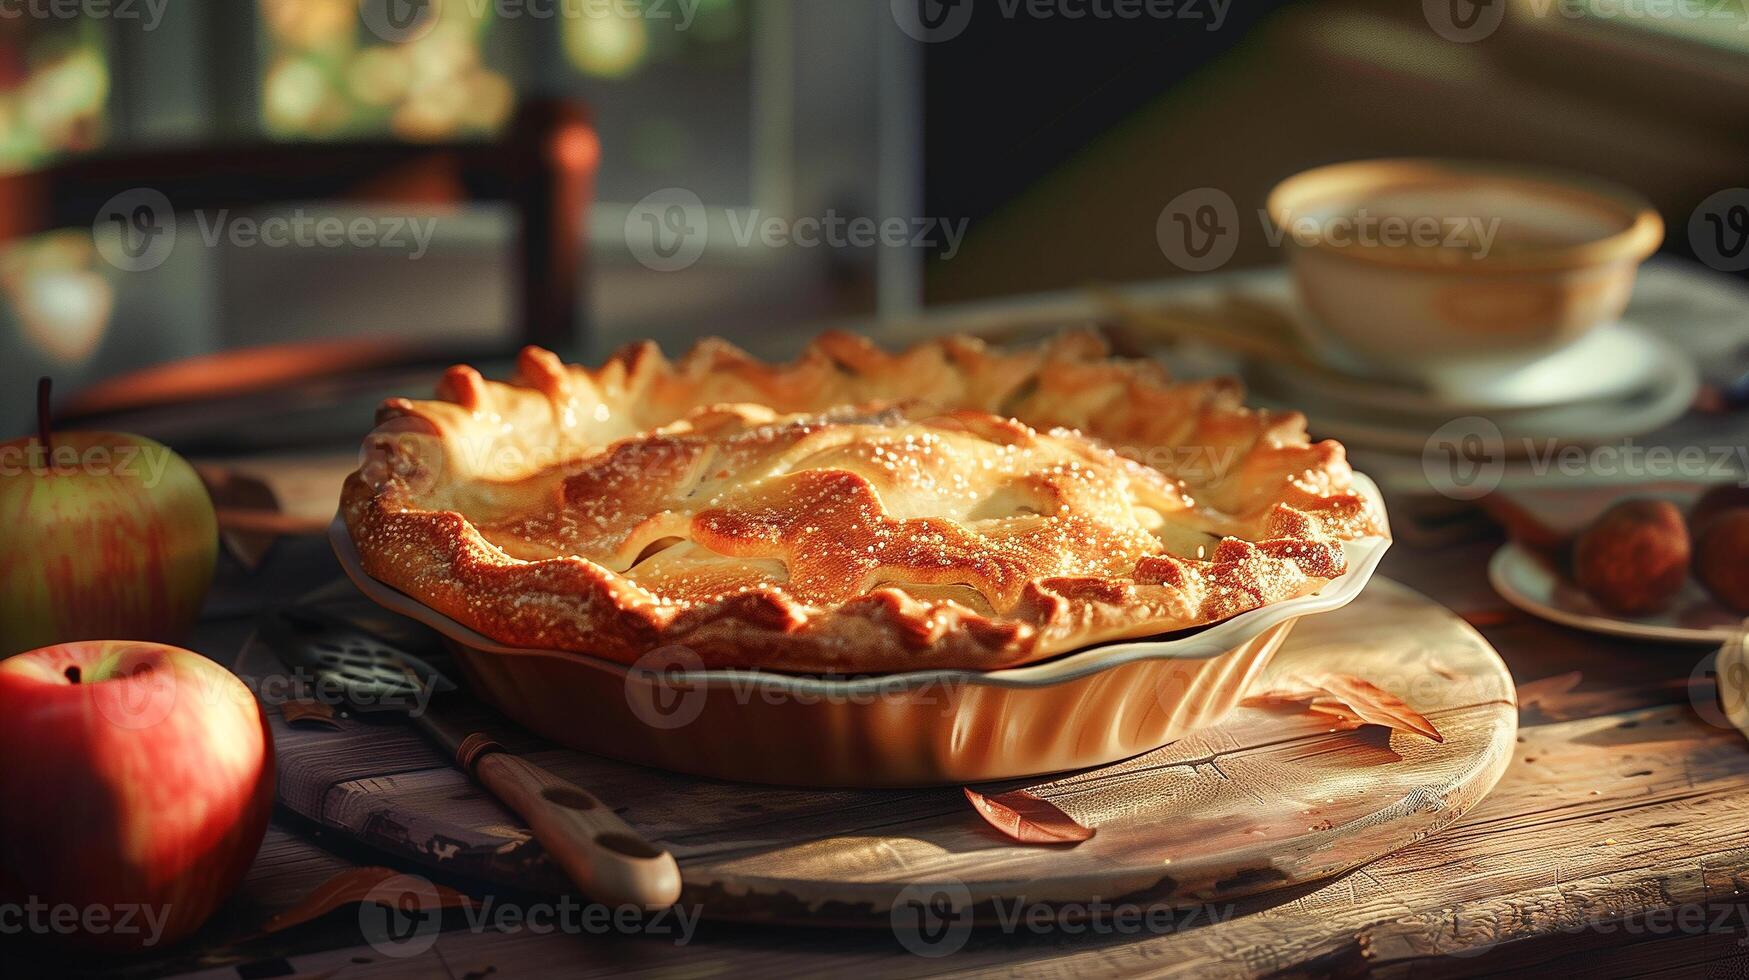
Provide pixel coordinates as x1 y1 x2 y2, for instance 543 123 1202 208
1246 319 1699 455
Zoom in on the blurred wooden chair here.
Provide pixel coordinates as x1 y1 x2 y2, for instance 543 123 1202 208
2 98 596 427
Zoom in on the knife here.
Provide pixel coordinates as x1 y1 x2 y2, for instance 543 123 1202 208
257 607 683 910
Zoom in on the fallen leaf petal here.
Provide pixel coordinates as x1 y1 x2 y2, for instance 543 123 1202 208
280 699 341 730
1515 671 1582 710
1312 675 1443 743
963 788 1095 844
258 866 474 937
1243 673 1442 742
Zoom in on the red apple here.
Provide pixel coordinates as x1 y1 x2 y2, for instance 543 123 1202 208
0 379 217 657
0 641 275 951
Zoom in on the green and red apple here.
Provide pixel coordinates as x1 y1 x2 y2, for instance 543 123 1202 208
0 640 275 950
1 380 217 657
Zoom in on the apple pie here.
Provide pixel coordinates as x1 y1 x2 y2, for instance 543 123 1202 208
340 331 1384 673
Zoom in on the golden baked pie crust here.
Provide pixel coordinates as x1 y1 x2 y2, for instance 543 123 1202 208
340 331 1384 673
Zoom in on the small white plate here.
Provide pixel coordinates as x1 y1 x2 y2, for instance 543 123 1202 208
1488 541 1742 644
1257 320 1683 416
1258 335 1698 455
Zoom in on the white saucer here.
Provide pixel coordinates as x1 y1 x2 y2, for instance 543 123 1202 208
1253 329 1698 455
1253 320 1687 417
1488 541 1743 645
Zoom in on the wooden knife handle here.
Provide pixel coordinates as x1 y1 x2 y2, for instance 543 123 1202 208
470 751 682 909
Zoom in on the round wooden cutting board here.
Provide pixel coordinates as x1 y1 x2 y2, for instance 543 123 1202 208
240 576 1516 923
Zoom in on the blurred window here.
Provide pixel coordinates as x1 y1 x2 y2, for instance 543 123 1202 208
257 0 754 205
0 18 107 173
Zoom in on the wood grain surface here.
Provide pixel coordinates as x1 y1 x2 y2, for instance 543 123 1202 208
97 534 1739 980
231 575 1515 926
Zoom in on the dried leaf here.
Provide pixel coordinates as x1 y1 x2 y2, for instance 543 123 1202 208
280 699 341 730
201 467 284 570
963 788 1096 844
259 866 474 936
1458 608 1513 629
1244 673 1442 743
1515 671 1582 710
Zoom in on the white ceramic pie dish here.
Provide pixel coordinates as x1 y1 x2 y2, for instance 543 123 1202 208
330 475 1389 787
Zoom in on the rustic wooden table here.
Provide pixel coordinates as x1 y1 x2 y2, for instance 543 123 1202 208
9 261 1747 977
8 523 1747 980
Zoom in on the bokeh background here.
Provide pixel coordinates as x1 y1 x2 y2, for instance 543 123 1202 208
0 0 1744 434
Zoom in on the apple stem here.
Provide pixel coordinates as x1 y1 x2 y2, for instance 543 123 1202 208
36 377 53 459
64 666 80 684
